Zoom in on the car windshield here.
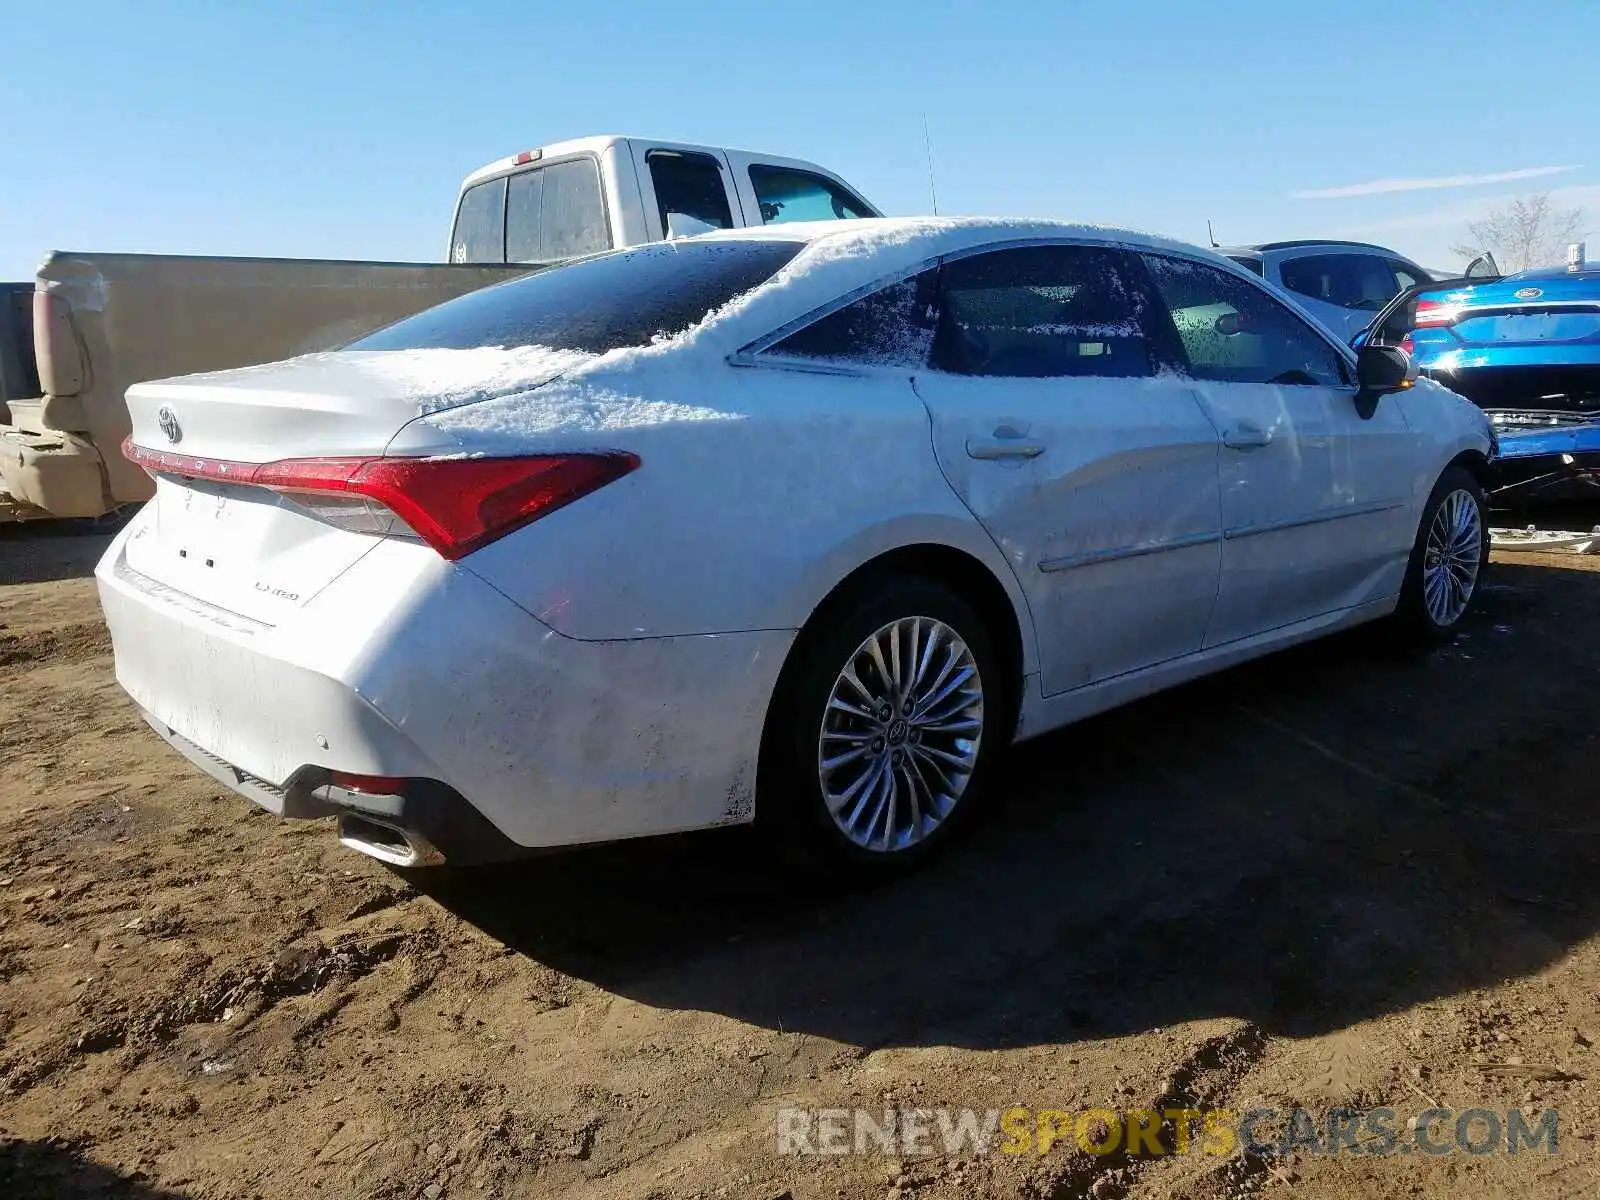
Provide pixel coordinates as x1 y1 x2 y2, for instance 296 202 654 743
350 239 805 353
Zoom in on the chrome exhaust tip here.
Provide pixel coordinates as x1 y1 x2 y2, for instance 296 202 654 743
337 813 445 868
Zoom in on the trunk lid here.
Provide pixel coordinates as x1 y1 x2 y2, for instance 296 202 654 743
121 349 581 624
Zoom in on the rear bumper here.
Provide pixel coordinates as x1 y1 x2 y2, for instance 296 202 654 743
1490 423 1600 503
135 711 523 864
95 516 792 858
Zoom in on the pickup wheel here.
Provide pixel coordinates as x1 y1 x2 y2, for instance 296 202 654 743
1393 465 1487 641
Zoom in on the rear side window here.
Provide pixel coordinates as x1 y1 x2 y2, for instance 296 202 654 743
648 152 734 237
451 178 507 264
505 159 611 264
765 271 938 367
932 245 1154 378
349 240 804 354
1387 259 1427 290
1143 254 1348 386
1226 255 1265 277
1280 252 1400 312
750 165 874 224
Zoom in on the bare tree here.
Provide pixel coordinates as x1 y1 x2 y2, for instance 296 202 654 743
1452 193 1586 272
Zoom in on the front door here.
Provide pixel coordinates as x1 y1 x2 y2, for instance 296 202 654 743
912 243 1223 696
1138 252 1414 645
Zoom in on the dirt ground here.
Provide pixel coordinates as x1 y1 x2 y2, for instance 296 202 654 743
2 520 1599 1200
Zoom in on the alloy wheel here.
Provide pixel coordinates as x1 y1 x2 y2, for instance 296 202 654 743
1423 488 1483 628
817 616 984 852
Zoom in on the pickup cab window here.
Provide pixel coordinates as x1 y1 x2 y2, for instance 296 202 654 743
506 159 610 264
451 178 507 264
749 165 874 225
647 152 734 237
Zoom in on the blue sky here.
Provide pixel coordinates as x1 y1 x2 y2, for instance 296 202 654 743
2 0 1595 279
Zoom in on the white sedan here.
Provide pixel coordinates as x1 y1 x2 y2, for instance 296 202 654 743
97 218 1493 874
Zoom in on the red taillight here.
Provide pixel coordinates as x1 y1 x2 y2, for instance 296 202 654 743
1412 299 1460 327
1400 334 1415 356
122 440 638 560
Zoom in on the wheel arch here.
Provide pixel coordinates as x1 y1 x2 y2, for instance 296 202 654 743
757 536 1034 803
1446 447 1493 493
806 543 1028 714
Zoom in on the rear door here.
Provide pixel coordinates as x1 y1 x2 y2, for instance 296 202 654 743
1138 253 1415 645
911 243 1223 695
631 144 744 238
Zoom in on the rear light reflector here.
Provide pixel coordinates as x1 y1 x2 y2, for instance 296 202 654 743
328 771 409 795
1413 299 1461 327
122 440 639 560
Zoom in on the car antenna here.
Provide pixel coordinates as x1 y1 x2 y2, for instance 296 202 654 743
922 113 940 216
1207 219 1220 248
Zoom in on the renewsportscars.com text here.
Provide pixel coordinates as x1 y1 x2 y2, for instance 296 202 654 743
774 1105 1559 1158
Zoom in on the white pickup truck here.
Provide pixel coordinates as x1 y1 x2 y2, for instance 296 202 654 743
0 135 878 521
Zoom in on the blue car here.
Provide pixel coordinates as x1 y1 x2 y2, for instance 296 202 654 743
1360 250 1600 502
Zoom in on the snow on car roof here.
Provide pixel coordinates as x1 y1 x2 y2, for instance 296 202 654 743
691 214 1204 257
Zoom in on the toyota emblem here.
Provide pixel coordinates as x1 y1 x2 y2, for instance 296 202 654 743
157 406 182 445
1514 287 1544 300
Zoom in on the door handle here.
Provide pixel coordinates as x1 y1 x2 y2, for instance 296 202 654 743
1222 422 1272 449
967 426 1047 460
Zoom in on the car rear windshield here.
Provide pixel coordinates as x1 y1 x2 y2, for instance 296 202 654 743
350 239 806 353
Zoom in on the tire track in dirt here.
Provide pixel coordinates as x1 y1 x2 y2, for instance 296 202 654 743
0 621 110 670
0 928 437 1097
1016 1023 1273 1200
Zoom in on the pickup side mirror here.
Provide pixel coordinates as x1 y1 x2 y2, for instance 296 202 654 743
1353 344 1417 416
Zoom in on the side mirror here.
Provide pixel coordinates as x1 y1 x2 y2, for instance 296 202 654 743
1354 345 1417 415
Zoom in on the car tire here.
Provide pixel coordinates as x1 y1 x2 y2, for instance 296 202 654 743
756 576 1010 876
1393 465 1488 642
